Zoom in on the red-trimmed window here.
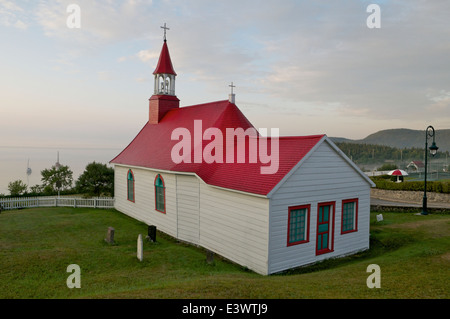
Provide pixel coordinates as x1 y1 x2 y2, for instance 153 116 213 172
287 204 310 246
316 202 335 255
154 174 166 213
341 198 358 234
127 169 135 202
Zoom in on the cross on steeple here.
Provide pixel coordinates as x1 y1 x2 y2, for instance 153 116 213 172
228 82 236 103
161 23 170 41
229 82 236 94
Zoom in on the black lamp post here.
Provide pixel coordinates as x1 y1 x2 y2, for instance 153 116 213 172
421 126 439 215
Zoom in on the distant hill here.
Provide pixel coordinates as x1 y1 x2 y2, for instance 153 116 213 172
331 128 450 153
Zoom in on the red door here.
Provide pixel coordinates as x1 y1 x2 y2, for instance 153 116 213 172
316 202 335 255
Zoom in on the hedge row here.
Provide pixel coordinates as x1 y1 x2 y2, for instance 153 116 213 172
370 176 450 193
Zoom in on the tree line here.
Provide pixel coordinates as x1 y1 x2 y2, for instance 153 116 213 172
335 142 450 165
4 162 114 197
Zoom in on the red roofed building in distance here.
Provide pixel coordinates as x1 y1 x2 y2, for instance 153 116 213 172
110 26 375 275
407 160 425 173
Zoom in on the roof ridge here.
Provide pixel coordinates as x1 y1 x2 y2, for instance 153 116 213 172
181 99 229 109
276 134 326 139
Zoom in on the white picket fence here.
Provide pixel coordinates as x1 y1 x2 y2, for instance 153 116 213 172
0 196 115 211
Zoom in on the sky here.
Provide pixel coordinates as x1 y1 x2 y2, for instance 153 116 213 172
1 0 450 151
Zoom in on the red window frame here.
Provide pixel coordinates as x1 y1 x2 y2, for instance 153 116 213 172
154 174 166 214
127 169 135 203
316 201 335 256
287 204 310 246
341 198 359 234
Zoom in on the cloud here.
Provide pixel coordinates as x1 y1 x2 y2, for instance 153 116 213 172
0 0 23 12
34 0 155 45
115 49 159 67
426 90 450 112
0 0 29 29
427 90 450 103
13 19 27 29
238 1 450 125
3 0 450 145
136 49 159 63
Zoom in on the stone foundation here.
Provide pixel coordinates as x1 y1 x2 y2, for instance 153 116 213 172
371 188 450 205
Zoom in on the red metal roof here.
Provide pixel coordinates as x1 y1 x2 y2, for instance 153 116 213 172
412 161 424 167
111 100 324 196
153 40 177 75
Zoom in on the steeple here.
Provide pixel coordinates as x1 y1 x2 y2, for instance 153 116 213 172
153 22 176 95
149 23 180 124
153 40 177 76
153 40 177 95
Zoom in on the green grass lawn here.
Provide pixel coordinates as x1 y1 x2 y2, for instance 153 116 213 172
0 207 449 299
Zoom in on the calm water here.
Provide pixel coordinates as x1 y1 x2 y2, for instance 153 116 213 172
0 146 122 195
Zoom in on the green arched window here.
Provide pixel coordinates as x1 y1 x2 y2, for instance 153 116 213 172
127 170 135 202
154 174 165 213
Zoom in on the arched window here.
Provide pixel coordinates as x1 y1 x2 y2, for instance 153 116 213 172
127 169 135 202
154 174 165 213
165 77 170 94
159 75 164 93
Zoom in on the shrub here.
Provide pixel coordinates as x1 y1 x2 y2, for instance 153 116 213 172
370 177 450 193
443 182 449 193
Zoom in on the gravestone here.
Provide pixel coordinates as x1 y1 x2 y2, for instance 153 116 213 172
137 234 143 262
105 227 115 244
147 225 157 242
206 250 214 265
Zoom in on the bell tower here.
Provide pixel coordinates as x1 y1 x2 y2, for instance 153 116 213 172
149 23 180 124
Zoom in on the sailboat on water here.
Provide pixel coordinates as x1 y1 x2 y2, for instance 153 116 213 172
26 158 32 186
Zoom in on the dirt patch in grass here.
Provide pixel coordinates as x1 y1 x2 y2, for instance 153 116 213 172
385 218 450 239
440 252 450 261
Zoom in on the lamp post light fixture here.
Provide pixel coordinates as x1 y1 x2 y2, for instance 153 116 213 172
421 126 439 215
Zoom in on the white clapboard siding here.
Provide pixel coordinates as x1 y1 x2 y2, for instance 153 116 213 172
114 164 271 275
268 139 372 274
199 184 270 275
114 165 178 238
176 174 200 244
